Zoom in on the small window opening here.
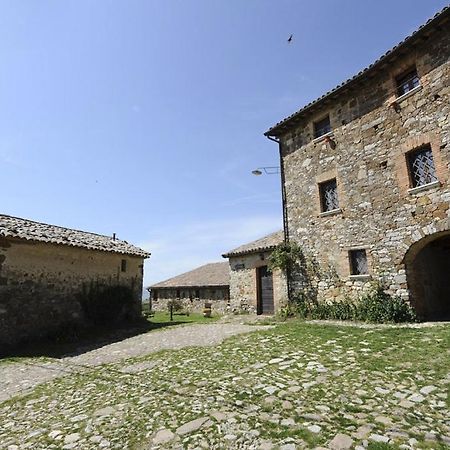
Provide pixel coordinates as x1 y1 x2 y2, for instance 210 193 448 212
195 289 200 299
407 145 437 188
314 115 331 138
349 249 368 275
319 178 339 212
396 67 420 97
121 259 127 272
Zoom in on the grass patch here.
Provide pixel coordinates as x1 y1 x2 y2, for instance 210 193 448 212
149 311 220 324
1 320 448 449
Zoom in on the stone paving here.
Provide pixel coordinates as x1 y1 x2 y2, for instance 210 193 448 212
0 320 449 449
0 321 267 403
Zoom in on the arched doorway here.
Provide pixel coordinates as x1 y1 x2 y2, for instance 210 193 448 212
404 232 450 320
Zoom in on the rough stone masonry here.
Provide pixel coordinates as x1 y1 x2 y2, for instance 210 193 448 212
265 8 450 320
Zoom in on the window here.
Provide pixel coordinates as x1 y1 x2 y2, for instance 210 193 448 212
314 115 331 138
396 67 420 97
319 178 339 212
153 290 158 301
176 289 180 298
195 289 200 299
121 259 127 272
349 249 368 275
407 145 437 188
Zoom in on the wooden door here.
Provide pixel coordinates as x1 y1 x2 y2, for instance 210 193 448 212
257 266 274 314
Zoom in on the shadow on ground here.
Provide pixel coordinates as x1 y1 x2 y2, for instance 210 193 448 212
1 318 190 360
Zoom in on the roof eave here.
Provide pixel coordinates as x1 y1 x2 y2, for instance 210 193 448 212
264 7 450 138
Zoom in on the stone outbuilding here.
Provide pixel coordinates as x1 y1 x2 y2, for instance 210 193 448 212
0 214 150 350
148 262 230 314
223 231 288 314
264 7 450 320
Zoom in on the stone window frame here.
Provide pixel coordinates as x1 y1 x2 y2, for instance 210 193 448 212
395 66 420 98
406 145 438 189
316 169 343 217
313 114 332 140
388 58 423 105
349 249 369 276
344 246 372 280
395 133 446 196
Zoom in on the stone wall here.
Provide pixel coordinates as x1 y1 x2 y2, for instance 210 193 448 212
228 252 288 314
151 287 230 315
0 237 145 349
277 26 450 316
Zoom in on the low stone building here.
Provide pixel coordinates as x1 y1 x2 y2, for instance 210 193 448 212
223 231 288 314
148 262 230 314
264 7 450 320
0 214 150 350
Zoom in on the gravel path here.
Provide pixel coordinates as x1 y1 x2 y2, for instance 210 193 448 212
0 322 267 403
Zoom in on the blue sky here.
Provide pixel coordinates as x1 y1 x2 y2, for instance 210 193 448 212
0 0 447 288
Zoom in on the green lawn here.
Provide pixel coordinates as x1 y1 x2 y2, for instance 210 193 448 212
148 311 220 324
1 321 449 449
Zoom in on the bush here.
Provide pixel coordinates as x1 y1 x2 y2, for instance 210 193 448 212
356 287 417 323
167 298 184 312
288 286 417 323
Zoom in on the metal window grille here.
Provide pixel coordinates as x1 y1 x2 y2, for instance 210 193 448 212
407 146 437 188
396 68 420 96
314 116 331 138
320 179 339 212
350 249 368 275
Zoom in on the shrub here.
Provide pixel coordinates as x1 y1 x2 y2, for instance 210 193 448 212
268 241 304 273
288 286 417 323
356 287 417 323
167 298 183 312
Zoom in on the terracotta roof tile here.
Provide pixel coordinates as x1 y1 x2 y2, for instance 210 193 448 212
222 230 284 257
265 6 450 137
149 262 229 289
0 214 150 258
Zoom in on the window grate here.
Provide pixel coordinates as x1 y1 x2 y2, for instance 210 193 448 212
396 68 420 97
314 115 331 138
320 178 339 212
408 146 437 188
350 249 368 275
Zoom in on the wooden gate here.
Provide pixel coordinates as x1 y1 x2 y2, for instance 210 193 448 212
257 266 274 315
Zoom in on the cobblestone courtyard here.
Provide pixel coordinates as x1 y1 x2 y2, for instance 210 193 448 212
0 320 449 449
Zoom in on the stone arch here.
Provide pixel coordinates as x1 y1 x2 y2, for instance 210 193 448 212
403 230 450 320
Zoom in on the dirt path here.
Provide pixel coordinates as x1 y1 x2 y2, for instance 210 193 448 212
0 321 268 403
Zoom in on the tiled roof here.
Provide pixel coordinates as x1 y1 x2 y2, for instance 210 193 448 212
222 230 284 257
0 214 150 258
265 6 450 137
149 262 229 289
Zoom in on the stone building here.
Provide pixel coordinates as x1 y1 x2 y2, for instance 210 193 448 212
223 231 288 314
264 7 450 320
0 214 150 350
148 262 230 314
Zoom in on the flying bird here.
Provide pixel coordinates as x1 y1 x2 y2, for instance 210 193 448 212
287 34 293 43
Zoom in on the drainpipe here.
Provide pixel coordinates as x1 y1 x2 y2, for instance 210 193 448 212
266 134 292 303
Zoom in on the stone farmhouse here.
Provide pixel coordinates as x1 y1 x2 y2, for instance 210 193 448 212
0 214 150 350
223 231 287 314
264 7 450 320
148 262 230 314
